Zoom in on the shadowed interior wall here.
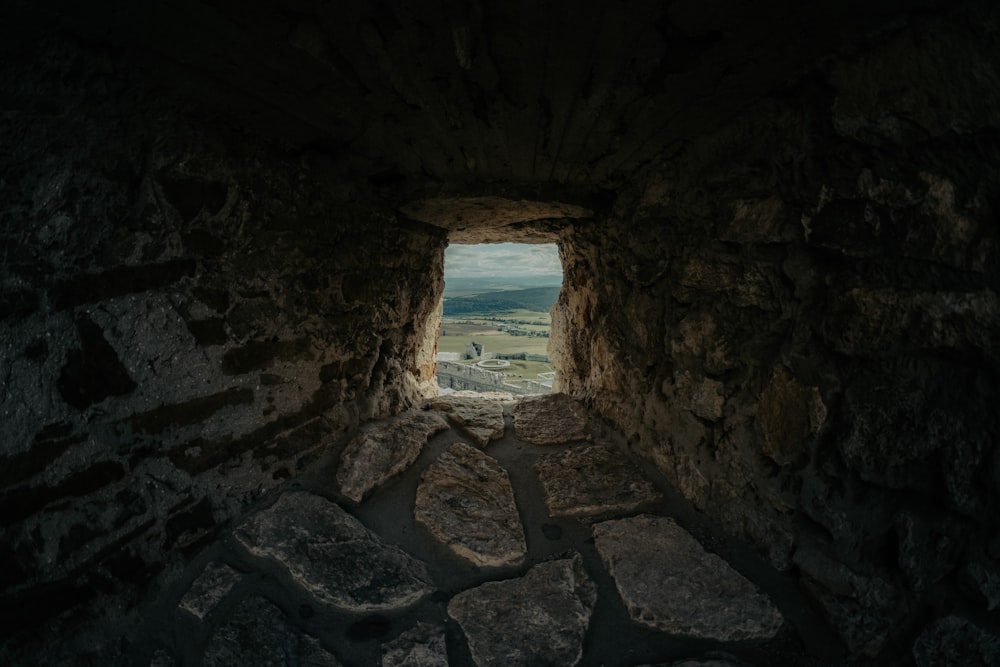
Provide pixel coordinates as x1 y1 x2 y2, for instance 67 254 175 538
553 3 1000 655
0 37 445 640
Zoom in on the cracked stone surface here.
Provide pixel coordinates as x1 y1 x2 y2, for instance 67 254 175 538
336 411 449 502
381 622 448 667
535 443 661 518
203 595 340 666
426 396 505 446
234 491 433 612
414 442 527 567
448 554 596 666
178 561 241 620
511 393 591 445
593 515 784 641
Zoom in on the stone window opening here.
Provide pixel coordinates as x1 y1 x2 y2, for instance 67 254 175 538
396 194 593 400
433 240 563 397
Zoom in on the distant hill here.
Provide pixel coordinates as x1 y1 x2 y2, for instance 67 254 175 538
443 275 562 295
442 286 561 315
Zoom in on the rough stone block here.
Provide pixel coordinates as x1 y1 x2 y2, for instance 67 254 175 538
178 561 241 620
593 515 783 641
234 491 432 612
672 370 724 421
381 622 448 667
414 442 526 567
511 393 590 445
534 443 660 518
337 411 449 502
448 554 595 666
426 395 505 446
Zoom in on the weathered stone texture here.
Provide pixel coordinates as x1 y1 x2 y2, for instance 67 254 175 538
235 492 433 612
203 595 340 666
381 623 449 667
671 371 725 421
535 444 660 518
511 393 590 445
426 396 505 446
337 411 450 502
178 561 241 620
414 442 527 567
593 515 783 641
448 554 596 667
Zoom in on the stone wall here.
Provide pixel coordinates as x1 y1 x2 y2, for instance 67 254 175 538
0 35 444 645
553 2 1000 658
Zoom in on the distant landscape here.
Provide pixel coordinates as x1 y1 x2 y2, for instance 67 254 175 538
442 285 560 316
438 281 561 379
443 274 562 295
439 244 563 389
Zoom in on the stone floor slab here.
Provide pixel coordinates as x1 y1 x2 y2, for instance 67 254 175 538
203 595 340 666
415 442 526 567
535 443 661 518
448 554 596 666
178 560 241 620
593 515 784 641
511 393 590 445
235 491 433 612
381 622 448 667
427 396 505 446
337 411 449 502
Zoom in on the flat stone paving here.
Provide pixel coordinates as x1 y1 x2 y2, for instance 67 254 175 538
448 554 597 667
414 442 527 567
130 393 837 666
234 491 434 612
593 515 784 641
535 443 662 518
427 396 506 447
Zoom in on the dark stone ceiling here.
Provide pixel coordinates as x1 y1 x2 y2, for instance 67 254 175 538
7 0 945 200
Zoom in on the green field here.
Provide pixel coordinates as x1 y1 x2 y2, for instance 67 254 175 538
437 330 550 356
439 308 552 358
446 358 555 379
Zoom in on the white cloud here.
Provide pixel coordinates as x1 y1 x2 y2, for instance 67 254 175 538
445 243 562 278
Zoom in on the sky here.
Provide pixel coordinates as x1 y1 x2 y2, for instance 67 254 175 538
444 243 562 280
